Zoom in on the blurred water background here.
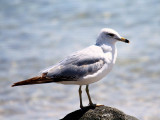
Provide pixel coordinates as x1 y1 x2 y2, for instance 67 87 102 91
0 0 160 120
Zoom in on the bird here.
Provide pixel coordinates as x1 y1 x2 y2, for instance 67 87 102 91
12 28 129 109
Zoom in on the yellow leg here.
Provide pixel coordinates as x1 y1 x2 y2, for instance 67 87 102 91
79 85 83 108
86 85 94 106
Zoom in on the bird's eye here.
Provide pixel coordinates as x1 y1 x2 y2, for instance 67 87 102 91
107 33 114 37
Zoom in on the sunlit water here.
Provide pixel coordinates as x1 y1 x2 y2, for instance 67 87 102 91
0 0 160 120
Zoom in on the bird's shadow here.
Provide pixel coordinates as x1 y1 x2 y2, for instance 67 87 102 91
60 106 96 120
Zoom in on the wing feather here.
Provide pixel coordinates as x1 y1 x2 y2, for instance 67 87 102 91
44 45 106 82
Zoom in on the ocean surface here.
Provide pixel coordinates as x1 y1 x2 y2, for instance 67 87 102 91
0 0 160 120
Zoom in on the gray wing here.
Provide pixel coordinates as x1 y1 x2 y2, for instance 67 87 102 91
43 45 106 82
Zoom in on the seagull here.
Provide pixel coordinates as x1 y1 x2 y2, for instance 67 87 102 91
12 28 129 108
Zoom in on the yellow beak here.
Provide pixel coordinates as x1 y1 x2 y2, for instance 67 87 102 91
120 37 130 43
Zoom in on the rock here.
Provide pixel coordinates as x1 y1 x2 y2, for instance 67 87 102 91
61 105 139 120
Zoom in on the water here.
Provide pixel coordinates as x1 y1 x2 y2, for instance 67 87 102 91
0 0 160 119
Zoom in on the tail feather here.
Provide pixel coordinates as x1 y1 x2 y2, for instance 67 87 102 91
11 76 54 87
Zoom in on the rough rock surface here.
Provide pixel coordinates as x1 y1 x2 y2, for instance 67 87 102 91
61 106 139 120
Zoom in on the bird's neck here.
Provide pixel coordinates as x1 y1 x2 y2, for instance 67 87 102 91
97 43 117 64
99 43 116 53
96 39 116 52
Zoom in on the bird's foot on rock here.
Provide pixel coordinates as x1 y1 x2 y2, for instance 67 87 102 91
96 104 104 107
89 103 96 108
80 105 84 109
80 104 104 110
89 103 104 108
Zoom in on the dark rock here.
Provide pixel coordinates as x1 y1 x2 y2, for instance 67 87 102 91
61 106 139 120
